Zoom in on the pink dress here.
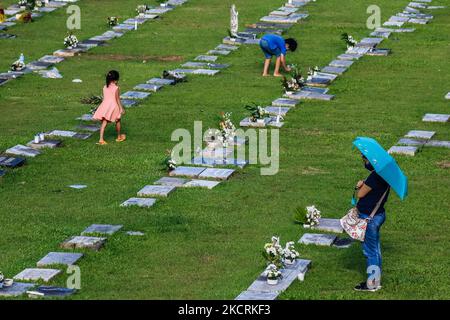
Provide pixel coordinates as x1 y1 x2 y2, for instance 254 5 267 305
93 83 122 122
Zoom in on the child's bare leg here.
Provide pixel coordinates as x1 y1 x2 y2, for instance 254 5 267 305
99 119 108 142
115 120 121 138
262 58 271 76
273 56 282 77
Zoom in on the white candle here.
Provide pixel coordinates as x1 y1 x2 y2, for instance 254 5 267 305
34 135 40 144
135 21 138 30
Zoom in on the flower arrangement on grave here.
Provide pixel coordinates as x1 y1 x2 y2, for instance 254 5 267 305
304 205 321 227
162 70 187 83
64 32 79 48
136 4 148 15
281 65 305 93
308 66 320 77
282 241 299 265
262 236 284 268
163 149 177 171
11 54 25 71
18 0 36 10
341 33 358 49
107 16 119 27
18 0 28 8
35 0 43 8
217 112 236 148
265 264 282 285
245 103 269 123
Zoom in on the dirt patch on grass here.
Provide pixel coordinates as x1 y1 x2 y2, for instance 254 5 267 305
84 54 183 62
437 161 450 169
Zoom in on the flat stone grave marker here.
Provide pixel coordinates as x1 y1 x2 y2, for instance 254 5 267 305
39 55 64 64
4 9 22 15
120 91 150 100
272 98 299 107
76 114 94 121
137 185 176 197
311 218 343 233
53 48 83 57
37 7 58 13
26 61 54 71
0 21 16 27
0 155 25 168
405 130 435 140
388 146 418 156
397 138 426 147
445 92 450 100
426 140 450 149
182 62 229 69
254 22 294 29
190 156 248 169
216 44 239 51
169 166 205 178
0 169 5 177
244 38 261 45
286 91 334 101
46 1 67 8
0 78 10 86
37 252 83 267
306 77 332 87
321 66 347 75
383 20 405 27
202 146 234 158
0 282 36 297
61 236 106 251
330 59 354 68
427 6 446 9
207 49 230 56
198 168 235 180
270 10 293 17
27 139 62 150
123 18 147 25
121 99 138 108
298 233 337 246
422 114 450 123
389 16 410 23
154 177 189 187
146 8 172 14
46 130 90 139
126 231 145 236
302 86 330 94
260 13 307 24
191 69 220 76
194 55 218 62
346 46 371 55
14 268 61 282
404 6 420 13
183 179 221 189
370 31 391 38
0 33 16 39
240 117 272 128
68 184 87 189
366 49 391 56
113 24 135 31
82 224 123 235
5 145 41 158
222 37 245 45
77 124 100 132
235 291 279 300
134 83 162 92
264 106 291 116
121 197 157 208
393 27 416 33
147 78 175 86
0 72 24 80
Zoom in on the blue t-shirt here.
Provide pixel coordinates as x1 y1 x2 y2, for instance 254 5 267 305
260 34 287 58
357 171 390 215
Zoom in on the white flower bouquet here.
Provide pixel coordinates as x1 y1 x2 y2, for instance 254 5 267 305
305 205 321 227
281 65 305 93
263 236 283 268
11 60 25 71
308 66 320 78
245 103 269 123
64 33 79 48
136 4 148 14
163 149 177 171
341 33 358 49
265 264 282 284
282 241 299 265
217 112 236 147
107 16 119 27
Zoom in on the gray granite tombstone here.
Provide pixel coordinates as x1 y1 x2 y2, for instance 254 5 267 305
298 233 337 246
120 197 157 208
405 130 435 140
5 145 41 157
183 179 221 189
387 146 418 156
0 282 35 297
14 268 61 282
311 218 344 233
37 252 83 267
147 78 175 86
207 49 231 56
120 91 151 100
321 66 347 75
154 177 189 187
134 83 162 92
82 224 123 235
169 166 206 178
422 114 450 123
121 99 138 108
39 55 65 64
0 155 25 168
264 106 291 116
272 98 299 107
61 236 106 250
397 138 426 147
137 185 176 197
194 55 218 62
426 140 450 148
198 168 235 180
330 59 354 68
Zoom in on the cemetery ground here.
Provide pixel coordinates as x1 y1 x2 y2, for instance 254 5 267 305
0 0 449 300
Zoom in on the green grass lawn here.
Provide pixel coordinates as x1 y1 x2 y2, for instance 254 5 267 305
1 0 449 299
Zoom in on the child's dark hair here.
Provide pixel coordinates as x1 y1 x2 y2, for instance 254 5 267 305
285 38 298 52
106 70 120 87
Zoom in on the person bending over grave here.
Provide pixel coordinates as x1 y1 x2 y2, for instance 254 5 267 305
93 70 126 145
353 154 390 292
259 34 297 77
0 9 5 23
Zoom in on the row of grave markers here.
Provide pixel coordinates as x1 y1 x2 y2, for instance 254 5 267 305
0 0 188 86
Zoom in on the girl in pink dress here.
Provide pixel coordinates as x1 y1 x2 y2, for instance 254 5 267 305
93 70 126 145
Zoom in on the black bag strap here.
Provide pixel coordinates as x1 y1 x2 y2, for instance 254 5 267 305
369 187 390 219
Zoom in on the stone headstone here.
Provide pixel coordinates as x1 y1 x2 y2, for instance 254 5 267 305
147 78 175 86
121 99 138 108
388 146 418 156
311 218 344 233
126 231 145 236
154 177 189 187
77 124 100 132
272 98 299 107
37 252 83 267
207 49 231 56
264 106 291 116
194 55 218 62
198 168 235 180
422 114 450 123
321 66 347 75
39 55 65 64
183 179 221 189
235 290 279 300
397 138 426 147
0 282 35 297
14 268 61 282
120 91 150 100
82 224 123 235
121 197 157 208
134 83 162 92
405 130 435 140
216 44 239 51
61 236 106 250
426 140 450 149
330 59 354 68
298 233 337 246
0 155 26 168
5 145 41 158
27 139 61 150
137 185 176 197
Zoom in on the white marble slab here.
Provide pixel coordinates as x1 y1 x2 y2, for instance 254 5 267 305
82 224 123 235
121 197 157 208
5 145 41 158
183 179 221 189
388 146 418 156
198 168 235 180
14 268 61 282
60 236 106 250
169 166 206 178
422 114 450 123
37 252 83 267
137 185 176 197
298 233 337 246
405 130 435 140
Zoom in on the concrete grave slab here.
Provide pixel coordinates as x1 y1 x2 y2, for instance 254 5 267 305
154 177 189 187
169 166 206 178
26 61 54 71
0 155 25 168
311 218 343 233
198 168 235 180
194 55 218 62
383 20 405 27
298 233 337 246
5 145 41 158
264 106 291 116
222 36 245 45
113 24 135 31
405 130 435 140
60 236 106 250
321 66 347 75
121 197 157 208
426 140 450 148
397 138 427 147
302 86 330 94
82 224 123 235
270 10 293 17
134 83 162 92
346 46 371 55
190 157 248 169
37 252 83 267
39 55 65 64
366 49 391 56
137 185 176 197
272 98 299 107
120 91 150 100
147 78 175 86
330 59 354 68
409 18 429 24
121 99 138 108
388 146 418 156
207 49 231 56
235 291 279 300
422 114 450 123
27 139 62 150
14 268 61 282
183 179 221 189
306 77 331 87
0 282 35 297
53 48 83 57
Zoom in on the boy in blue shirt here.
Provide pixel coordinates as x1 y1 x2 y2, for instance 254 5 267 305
259 34 298 77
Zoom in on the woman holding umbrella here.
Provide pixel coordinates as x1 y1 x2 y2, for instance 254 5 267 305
350 137 408 292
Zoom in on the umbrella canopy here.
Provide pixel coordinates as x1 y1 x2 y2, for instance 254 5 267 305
353 137 408 200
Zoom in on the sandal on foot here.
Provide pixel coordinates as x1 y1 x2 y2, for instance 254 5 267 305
116 134 126 142
96 141 108 145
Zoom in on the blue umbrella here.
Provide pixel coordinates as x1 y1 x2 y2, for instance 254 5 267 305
353 137 408 200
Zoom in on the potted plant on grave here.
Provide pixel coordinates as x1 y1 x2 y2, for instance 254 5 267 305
162 70 187 83
217 112 236 148
281 65 305 94
282 241 300 265
64 32 79 49
262 236 283 268
304 205 321 228
11 56 25 71
245 103 269 124
265 264 282 285
163 149 177 172
136 4 148 17
107 16 119 27
307 66 320 80
18 0 28 10
341 33 358 50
